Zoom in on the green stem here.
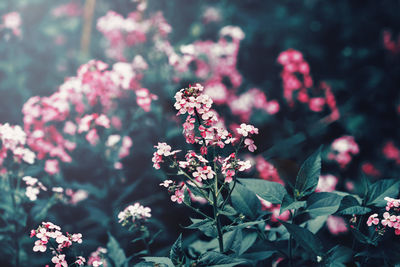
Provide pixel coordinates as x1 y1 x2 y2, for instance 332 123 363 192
288 209 297 267
8 173 19 267
182 201 213 221
212 188 224 253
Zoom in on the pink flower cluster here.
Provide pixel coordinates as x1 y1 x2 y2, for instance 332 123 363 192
228 88 280 122
0 123 35 167
23 59 155 174
361 162 381 177
255 156 283 184
155 84 258 203
51 1 82 18
1 12 22 37
118 202 151 226
383 30 400 55
367 197 400 235
172 26 243 89
87 247 107 267
328 136 359 168
277 49 339 123
382 141 400 165
23 176 47 201
30 222 84 266
97 9 171 61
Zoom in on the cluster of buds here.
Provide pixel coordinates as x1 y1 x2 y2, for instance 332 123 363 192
118 203 152 227
30 222 84 266
23 176 47 201
366 197 400 235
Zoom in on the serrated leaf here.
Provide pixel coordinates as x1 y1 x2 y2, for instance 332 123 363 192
231 183 261 220
294 148 321 199
280 221 323 256
306 192 343 217
238 178 286 204
142 257 174 267
170 234 184 266
336 195 371 215
107 233 127 267
366 179 400 207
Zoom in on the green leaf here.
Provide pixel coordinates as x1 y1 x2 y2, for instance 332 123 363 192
304 215 329 234
280 221 323 256
219 204 237 216
107 233 127 267
170 234 184 266
280 193 306 214
142 257 174 267
197 251 247 267
238 178 286 204
326 245 352 267
350 228 377 246
366 179 400 207
184 181 204 199
224 220 265 231
294 147 322 199
336 195 371 215
186 218 217 238
241 251 275 261
223 229 242 253
306 192 343 217
183 189 191 206
231 183 261 220
238 230 258 255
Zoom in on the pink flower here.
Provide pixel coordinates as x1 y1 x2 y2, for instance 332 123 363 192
244 138 257 152
2 12 22 36
86 128 99 146
118 136 132 158
44 159 59 175
367 214 379 226
224 169 235 183
75 256 86 266
71 233 83 243
159 180 174 187
33 240 47 252
326 216 348 235
316 174 338 192
171 189 184 204
237 123 259 137
381 212 396 227
52 254 68 267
